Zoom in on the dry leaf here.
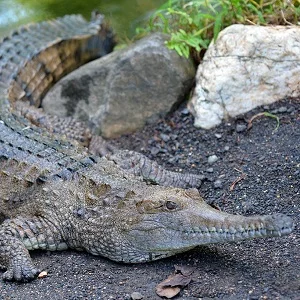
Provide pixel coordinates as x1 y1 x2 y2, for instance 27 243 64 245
156 283 180 298
156 272 193 298
174 265 196 276
167 273 192 287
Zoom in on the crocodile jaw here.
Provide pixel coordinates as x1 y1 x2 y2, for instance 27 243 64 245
121 189 294 262
178 213 294 243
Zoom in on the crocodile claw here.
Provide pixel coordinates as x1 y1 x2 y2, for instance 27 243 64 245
3 259 40 282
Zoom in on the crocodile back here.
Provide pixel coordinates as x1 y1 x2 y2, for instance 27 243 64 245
0 13 115 206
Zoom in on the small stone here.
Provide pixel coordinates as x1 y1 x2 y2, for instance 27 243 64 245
164 125 172 133
249 294 260 300
131 291 143 300
181 108 190 115
236 124 247 133
38 271 48 278
168 157 176 164
160 133 170 142
206 168 214 173
278 106 287 113
208 155 219 164
215 133 222 139
150 147 160 156
224 146 230 151
214 179 223 189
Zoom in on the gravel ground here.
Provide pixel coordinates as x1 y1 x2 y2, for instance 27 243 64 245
1 98 299 300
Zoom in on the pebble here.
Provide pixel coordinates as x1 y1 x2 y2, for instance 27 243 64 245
168 157 177 164
164 125 172 133
147 138 154 145
215 133 222 139
236 124 247 133
278 106 287 113
38 271 48 278
160 133 170 142
207 155 218 164
181 108 190 115
206 168 214 173
214 179 223 189
224 146 230 151
150 147 160 155
131 291 143 300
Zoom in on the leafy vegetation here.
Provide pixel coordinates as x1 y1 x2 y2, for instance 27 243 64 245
136 0 300 60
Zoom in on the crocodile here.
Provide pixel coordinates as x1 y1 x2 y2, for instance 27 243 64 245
0 13 294 282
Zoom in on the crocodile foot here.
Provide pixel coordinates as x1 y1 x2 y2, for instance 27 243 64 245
107 149 204 188
89 135 117 157
89 136 203 188
3 257 40 282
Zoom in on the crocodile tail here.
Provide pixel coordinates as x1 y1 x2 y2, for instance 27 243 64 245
3 14 115 107
0 13 115 153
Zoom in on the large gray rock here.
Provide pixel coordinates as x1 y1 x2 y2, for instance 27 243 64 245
43 33 195 138
188 24 300 129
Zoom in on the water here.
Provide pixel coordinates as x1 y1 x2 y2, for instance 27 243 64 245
0 0 165 38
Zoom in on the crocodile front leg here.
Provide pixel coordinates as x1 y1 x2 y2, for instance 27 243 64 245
107 150 204 188
89 136 203 188
0 216 68 281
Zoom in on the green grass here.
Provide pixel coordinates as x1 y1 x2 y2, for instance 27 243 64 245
135 0 300 60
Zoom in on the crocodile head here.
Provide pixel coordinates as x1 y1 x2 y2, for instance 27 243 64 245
109 187 294 263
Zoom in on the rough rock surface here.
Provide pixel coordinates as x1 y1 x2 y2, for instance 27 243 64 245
189 24 300 129
43 33 195 138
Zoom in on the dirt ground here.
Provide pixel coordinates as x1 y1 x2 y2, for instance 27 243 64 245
1 98 299 300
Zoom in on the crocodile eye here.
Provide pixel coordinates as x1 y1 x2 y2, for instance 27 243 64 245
165 201 178 210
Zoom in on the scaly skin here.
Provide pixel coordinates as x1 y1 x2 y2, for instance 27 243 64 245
0 14 294 282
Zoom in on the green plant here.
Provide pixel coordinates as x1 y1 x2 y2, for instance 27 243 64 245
248 111 280 132
136 0 300 60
